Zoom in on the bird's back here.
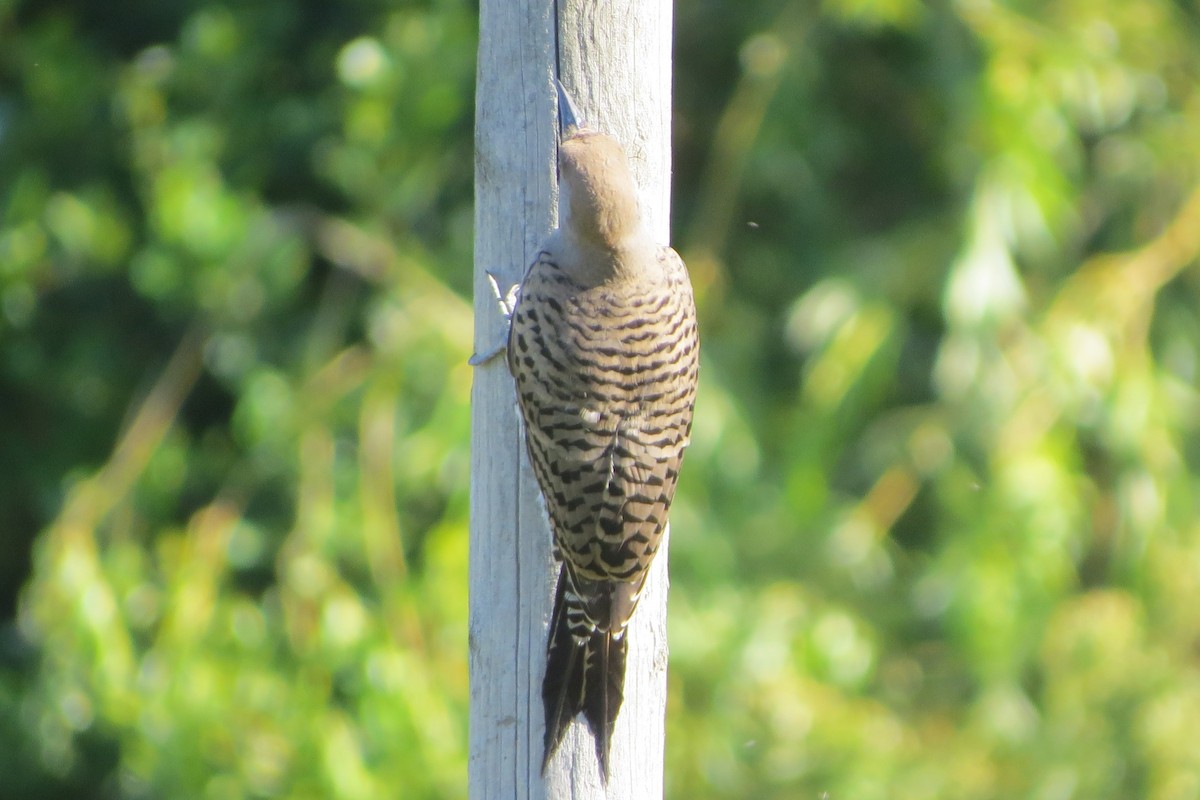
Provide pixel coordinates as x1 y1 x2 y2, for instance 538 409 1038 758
508 243 698 627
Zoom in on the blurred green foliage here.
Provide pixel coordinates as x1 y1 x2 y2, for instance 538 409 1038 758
2 0 1200 797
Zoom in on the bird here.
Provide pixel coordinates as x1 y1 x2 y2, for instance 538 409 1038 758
505 80 699 779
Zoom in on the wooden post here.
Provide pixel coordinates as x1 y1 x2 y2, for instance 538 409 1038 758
470 0 674 797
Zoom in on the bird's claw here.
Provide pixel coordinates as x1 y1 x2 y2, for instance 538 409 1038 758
469 270 520 366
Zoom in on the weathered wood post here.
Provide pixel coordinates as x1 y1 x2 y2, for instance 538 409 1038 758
470 0 674 797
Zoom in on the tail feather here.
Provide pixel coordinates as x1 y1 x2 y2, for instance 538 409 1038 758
542 572 586 770
541 565 628 781
581 627 627 776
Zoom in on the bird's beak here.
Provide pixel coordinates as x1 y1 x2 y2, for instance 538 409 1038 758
556 79 585 140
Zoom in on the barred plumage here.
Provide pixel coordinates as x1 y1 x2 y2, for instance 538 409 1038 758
507 84 699 779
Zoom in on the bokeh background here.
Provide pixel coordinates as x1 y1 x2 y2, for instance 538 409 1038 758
4 0 1200 797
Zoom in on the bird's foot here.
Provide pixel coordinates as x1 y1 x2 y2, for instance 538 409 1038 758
469 270 520 366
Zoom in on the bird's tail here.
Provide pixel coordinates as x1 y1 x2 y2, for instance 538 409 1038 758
541 564 628 779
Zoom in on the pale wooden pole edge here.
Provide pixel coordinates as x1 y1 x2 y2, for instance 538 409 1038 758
470 0 557 797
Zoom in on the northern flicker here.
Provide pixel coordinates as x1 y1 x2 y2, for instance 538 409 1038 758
505 81 700 777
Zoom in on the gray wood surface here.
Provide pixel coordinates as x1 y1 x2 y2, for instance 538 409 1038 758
470 0 673 796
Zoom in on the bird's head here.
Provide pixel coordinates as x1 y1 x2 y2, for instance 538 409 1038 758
555 81 643 250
